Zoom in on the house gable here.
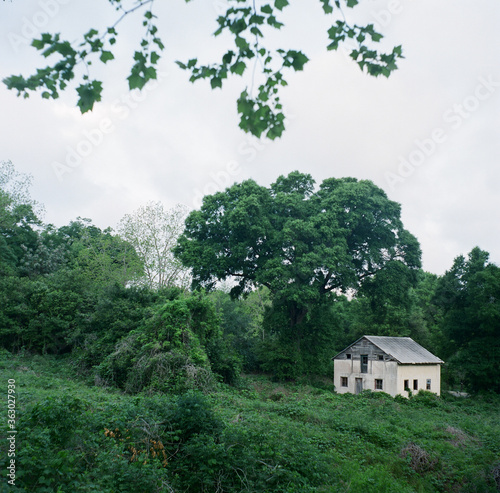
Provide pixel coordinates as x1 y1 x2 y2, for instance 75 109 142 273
334 336 394 363
333 336 443 365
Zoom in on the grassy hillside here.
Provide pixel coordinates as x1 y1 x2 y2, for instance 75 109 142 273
1 350 499 492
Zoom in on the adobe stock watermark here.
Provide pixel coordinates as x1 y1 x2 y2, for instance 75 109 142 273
7 0 73 53
6 378 17 487
371 0 410 31
191 135 272 209
385 75 500 190
51 72 167 183
213 0 251 15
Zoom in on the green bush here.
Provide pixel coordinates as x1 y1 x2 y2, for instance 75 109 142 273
411 389 441 408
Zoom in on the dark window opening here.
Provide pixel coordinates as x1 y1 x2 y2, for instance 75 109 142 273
378 355 384 361
375 379 383 390
404 380 409 391
413 379 418 391
426 379 431 390
361 355 368 373
341 377 348 387
346 354 351 360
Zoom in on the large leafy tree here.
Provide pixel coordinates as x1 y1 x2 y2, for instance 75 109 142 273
174 171 421 373
3 1 403 139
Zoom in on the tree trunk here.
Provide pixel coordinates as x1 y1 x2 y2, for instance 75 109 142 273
289 304 308 360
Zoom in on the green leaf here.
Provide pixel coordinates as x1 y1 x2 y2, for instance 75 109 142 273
274 0 289 11
235 36 249 50
230 61 246 76
287 51 309 71
100 51 114 63
31 38 45 50
210 77 222 89
84 28 99 39
145 66 157 80
76 80 102 113
127 73 145 90
320 0 334 13
153 37 165 50
222 51 234 65
150 51 161 64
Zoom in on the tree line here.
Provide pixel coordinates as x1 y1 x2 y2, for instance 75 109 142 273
1 161 498 393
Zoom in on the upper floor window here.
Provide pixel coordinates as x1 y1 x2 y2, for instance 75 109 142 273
346 354 351 359
361 355 368 373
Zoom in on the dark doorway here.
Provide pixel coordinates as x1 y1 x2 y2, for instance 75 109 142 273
355 378 363 394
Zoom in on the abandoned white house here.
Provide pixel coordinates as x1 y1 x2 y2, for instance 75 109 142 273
333 336 444 398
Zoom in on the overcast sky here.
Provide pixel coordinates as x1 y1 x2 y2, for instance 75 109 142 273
1 0 499 275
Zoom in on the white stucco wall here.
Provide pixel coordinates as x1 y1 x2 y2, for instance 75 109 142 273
397 364 442 397
334 360 441 397
334 359 399 395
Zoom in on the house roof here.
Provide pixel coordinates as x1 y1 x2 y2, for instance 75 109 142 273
334 336 444 364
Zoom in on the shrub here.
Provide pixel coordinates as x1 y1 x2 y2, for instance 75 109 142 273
172 391 223 442
400 442 438 473
411 390 441 408
206 335 243 385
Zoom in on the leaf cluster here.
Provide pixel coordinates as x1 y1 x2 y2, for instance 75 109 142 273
3 1 163 113
3 0 403 139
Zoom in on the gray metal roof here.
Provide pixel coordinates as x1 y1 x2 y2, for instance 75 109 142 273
334 336 444 364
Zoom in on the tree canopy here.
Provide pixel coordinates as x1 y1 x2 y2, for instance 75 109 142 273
4 0 403 139
174 171 420 376
175 171 421 324
435 247 500 393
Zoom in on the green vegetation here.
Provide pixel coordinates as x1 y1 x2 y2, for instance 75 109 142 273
1 162 499 392
1 351 499 492
1 162 500 491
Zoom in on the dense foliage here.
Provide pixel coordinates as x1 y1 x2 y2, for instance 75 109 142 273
1 162 499 392
2 162 500 490
1 352 499 492
175 171 421 377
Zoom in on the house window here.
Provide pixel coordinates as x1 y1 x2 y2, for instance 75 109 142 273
404 380 409 391
378 355 384 361
346 354 351 360
361 355 368 373
341 377 348 387
375 379 383 390
413 379 418 391
426 379 431 390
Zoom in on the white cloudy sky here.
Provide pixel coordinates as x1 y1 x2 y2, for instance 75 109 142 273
1 0 499 275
